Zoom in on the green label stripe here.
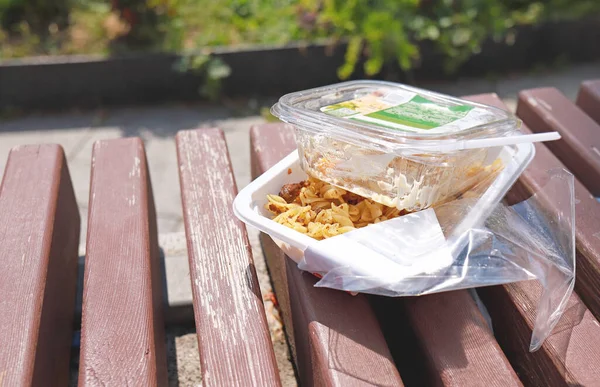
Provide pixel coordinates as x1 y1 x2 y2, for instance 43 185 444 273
364 111 435 129
349 116 412 131
364 96 473 130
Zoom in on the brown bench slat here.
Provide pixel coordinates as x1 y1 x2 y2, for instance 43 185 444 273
0 145 80 386
516 87 600 196
484 94 600 321
466 93 600 386
481 281 600 386
177 128 281 386
79 138 167 386
251 123 404 387
576 80 600 124
402 291 521 386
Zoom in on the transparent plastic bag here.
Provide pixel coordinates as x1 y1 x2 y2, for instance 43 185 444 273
299 168 575 352
233 138 572 352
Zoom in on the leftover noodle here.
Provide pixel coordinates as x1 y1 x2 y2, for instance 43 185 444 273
266 177 406 240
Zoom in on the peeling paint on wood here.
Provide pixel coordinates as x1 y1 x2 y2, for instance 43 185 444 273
176 128 281 387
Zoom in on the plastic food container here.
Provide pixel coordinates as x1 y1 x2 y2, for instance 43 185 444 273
233 143 535 264
271 81 522 211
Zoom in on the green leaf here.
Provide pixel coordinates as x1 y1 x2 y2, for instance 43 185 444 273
451 28 472 46
338 35 362 79
207 58 232 79
364 56 383 76
337 62 354 80
439 17 453 28
190 54 211 70
424 25 440 40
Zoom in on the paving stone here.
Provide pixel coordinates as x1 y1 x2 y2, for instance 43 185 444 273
0 127 92 183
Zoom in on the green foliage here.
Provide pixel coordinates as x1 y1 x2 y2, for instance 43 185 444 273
156 0 600 79
313 0 420 77
1 0 71 33
107 0 166 52
152 0 304 51
2 0 600 92
176 53 232 100
307 0 600 77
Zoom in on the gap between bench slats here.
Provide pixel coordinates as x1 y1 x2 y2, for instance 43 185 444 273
465 93 600 386
516 87 600 196
176 128 281 387
576 80 600 125
251 123 404 387
79 138 167 386
0 145 80 386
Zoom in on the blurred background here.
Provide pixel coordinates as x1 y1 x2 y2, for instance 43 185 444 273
1 1 600 386
1 0 600 107
2 1 600 70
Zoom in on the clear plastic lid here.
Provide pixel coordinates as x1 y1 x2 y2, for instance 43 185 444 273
271 80 522 152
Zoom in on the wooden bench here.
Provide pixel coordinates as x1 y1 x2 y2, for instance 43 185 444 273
468 93 600 386
0 132 280 386
79 138 168 385
177 129 280 386
1 79 600 386
250 82 600 386
251 124 518 387
576 80 600 124
0 145 79 386
251 125 404 386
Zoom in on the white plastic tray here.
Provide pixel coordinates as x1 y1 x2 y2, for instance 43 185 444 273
233 144 535 264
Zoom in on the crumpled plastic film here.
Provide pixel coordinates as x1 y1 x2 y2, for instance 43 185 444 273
301 168 575 352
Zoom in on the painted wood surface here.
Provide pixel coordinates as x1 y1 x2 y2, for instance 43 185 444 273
0 144 80 386
576 80 600 125
402 291 522 386
466 93 600 386
517 87 600 196
79 138 167 386
251 123 405 387
252 123 521 386
177 128 281 387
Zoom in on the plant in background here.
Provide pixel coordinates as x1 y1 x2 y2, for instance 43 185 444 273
407 0 547 73
0 0 71 34
163 0 304 50
296 0 600 78
165 0 298 100
298 0 421 79
175 53 232 101
108 0 167 52
2 0 600 83
297 0 544 78
0 0 73 58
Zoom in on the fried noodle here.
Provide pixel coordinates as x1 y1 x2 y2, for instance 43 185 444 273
265 177 406 240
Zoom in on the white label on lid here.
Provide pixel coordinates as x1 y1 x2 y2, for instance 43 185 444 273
320 89 491 134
